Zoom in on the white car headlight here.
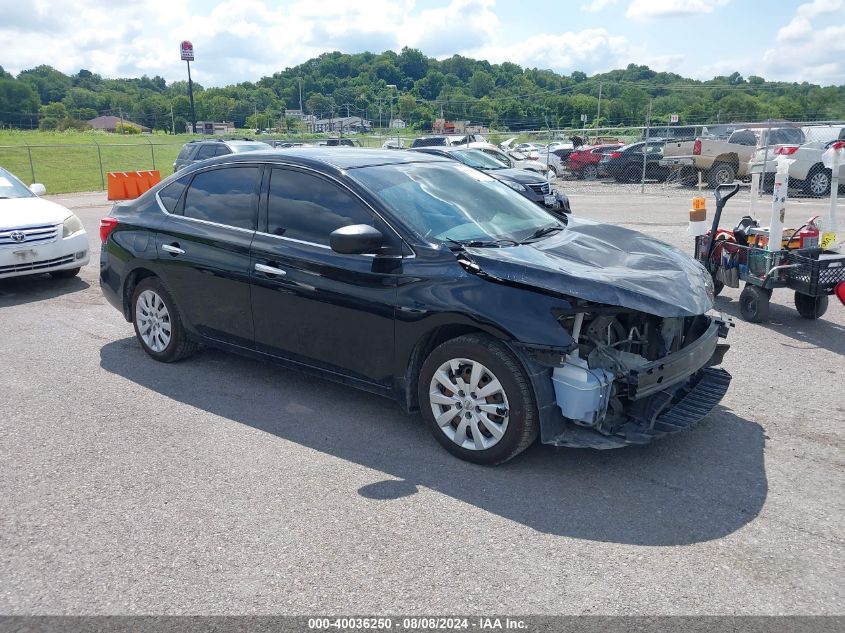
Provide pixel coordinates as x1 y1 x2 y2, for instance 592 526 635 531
62 214 84 237
503 180 527 193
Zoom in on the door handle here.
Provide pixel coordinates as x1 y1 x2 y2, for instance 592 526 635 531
255 263 287 276
162 244 185 255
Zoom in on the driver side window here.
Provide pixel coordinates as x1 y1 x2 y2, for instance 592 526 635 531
266 168 377 246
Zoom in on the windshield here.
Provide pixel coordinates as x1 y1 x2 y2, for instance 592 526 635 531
0 168 35 199
349 162 564 245
230 142 272 153
450 149 507 170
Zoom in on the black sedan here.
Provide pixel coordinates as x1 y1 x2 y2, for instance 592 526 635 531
410 146 570 213
597 141 670 182
100 149 731 464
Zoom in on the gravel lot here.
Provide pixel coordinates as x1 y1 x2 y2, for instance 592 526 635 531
1 185 843 615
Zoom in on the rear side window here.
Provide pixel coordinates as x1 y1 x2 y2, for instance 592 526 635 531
266 168 375 246
176 145 194 160
195 144 218 160
183 166 259 230
215 145 232 157
157 175 191 213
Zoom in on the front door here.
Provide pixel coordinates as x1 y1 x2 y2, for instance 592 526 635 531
250 167 401 386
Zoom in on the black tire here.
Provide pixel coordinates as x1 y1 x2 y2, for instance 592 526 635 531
739 284 771 323
707 162 736 188
417 334 539 465
131 277 199 362
623 165 642 183
794 292 828 319
51 267 80 279
712 272 724 297
803 165 832 198
581 164 598 180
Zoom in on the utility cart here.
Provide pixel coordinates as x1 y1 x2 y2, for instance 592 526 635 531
693 183 845 323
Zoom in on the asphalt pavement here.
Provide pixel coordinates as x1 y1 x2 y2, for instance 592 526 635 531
0 186 842 615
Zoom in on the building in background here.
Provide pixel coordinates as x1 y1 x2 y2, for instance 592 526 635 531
309 116 371 134
191 121 236 135
87 115 150 133
389 118 407 129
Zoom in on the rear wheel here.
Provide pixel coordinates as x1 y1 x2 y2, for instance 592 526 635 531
418 334 538 465
131 277 198 362
51 267 80 279
707 162 736 188
803 166 832 197
739 284 770 323
794 292 828 319
581 164 598 180
623 165 641 183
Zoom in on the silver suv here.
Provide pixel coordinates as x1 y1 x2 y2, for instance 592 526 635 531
172 139 272 173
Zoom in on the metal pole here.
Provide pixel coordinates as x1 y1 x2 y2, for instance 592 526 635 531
640 101 652 194
596 82 602 124
94 140 105 190
147 137 156 170
26 145 35 183
186 60 197 134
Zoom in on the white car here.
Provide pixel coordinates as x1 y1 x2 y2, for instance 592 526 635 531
0 167 89 279
466 142 552 178
749 137 845 197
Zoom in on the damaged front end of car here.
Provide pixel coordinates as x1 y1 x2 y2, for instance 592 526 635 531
525 303 732 448
457 218 734 448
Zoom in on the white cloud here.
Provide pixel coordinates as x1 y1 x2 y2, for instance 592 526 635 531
626 0 730 20
473 28 630 75
777 0 844 41
581 0 617 12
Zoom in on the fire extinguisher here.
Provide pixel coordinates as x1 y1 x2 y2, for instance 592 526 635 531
798 216 820 249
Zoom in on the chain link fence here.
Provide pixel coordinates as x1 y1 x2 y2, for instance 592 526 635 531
1 123 842 203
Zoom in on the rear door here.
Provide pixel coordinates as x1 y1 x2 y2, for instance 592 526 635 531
154 164 260 348
250 167 402 386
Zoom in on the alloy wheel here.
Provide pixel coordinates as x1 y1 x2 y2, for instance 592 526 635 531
808 171 830 197
136 289 172 352
428 358 510 451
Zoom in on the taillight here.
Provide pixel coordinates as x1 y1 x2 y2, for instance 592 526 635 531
100 217 119 243
693 139 701 155
775 145 799 155
609 152 622 159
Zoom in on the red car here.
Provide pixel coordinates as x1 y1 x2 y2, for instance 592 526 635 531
566 144 623 179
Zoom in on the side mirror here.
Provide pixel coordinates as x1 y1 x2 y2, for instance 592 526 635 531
29 183 46 196
330 224 383 255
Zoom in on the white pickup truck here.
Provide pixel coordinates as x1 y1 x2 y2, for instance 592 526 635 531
661 127 805 187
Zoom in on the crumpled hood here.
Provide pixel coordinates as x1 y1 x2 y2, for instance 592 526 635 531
0 197 72 229
464 217 714 317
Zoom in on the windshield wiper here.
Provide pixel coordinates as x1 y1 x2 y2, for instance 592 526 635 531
521 223 564 243
443 237 519 249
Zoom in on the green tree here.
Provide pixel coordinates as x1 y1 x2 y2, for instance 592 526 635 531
0 79 40 126
469 71 494 98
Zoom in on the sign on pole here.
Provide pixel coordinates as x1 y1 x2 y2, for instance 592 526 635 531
180 41 194 61
580 114 587 122
670 114 679 123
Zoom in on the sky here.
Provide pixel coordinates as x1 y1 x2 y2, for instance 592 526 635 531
2 0 844 87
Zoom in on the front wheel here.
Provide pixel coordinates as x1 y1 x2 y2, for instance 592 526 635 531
418 334 539 465
739 284 771 323
795 292 828 319
132 277 199 362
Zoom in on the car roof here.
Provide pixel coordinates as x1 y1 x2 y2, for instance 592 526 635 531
198 147 452 171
